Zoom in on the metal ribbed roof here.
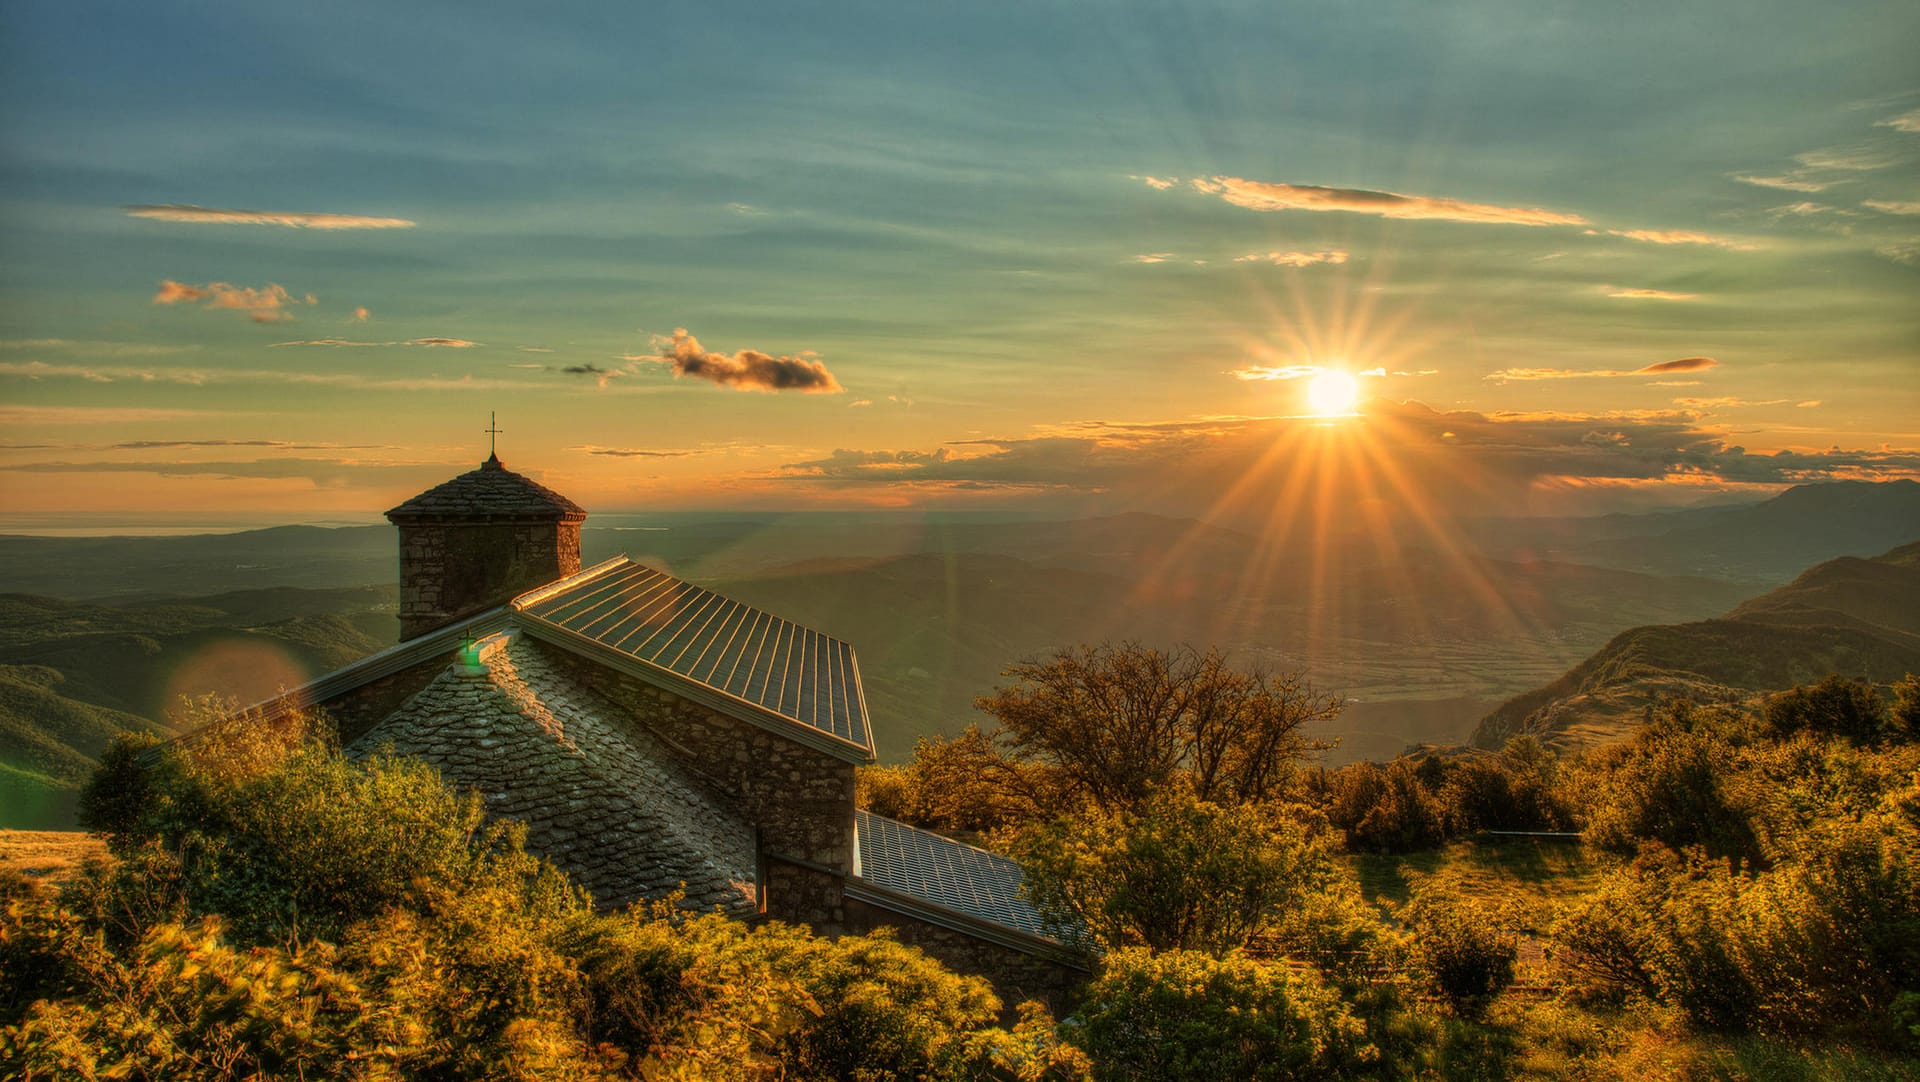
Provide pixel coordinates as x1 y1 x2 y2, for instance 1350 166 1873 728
854 811 1052 939
514 559 870 751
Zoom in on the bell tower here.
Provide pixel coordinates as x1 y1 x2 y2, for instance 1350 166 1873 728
385 448 587 639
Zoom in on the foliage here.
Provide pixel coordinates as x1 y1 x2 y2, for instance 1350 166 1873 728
4 713 1054 1080
976 642 1338 815
856 724 1057 836
1764 673 1888 744
1066 948 1369 1082
1581 703 1765 868
1399 874 1518 1018
1321 759 1448 853
1013 788 1339 955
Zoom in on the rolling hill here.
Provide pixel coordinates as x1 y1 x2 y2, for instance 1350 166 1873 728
1472 540 1920 751
0 586 398 829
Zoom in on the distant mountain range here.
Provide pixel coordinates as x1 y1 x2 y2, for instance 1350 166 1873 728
1472 540 1920 751
5 479 1919 828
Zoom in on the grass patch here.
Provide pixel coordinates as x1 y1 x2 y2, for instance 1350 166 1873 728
1351 837 1603 911
0 829 107 885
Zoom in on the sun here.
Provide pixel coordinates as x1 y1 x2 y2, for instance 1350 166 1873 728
1306 369 1360 416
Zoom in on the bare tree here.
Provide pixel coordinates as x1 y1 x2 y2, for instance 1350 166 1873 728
975 642 1340 813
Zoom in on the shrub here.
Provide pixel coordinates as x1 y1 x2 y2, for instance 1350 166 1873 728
1401 875 1519 1018
1067 948 1368 1081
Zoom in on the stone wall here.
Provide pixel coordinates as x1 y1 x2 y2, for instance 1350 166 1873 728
533 643 858 919
398 521 581 638
843 896 1089 1013
319 660 449 746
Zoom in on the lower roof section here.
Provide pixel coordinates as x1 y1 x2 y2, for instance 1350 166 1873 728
852 810 1083 961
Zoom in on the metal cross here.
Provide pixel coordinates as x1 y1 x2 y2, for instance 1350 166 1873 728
483 411 503 457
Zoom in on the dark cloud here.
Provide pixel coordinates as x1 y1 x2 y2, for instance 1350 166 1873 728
770 402 1920 520
1637 357 1718 375
578 446 705 458
646 328 842 394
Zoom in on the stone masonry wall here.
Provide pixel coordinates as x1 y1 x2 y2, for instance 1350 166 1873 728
398 521 581 638
843 897 1089 1014
532 642 857 919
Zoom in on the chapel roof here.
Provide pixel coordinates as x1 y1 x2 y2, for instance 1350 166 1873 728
350 631 758 914
514 558 873 758
853 810 1054 942
386 454 588 523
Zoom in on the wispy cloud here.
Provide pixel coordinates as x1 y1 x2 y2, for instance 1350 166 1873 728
1486 356 1718 382
351 307 370 322
1602 229 1757 250
1864 200 1920 215
0 339 192 357
0 359 520 393
109 439 386 450
1133 253 1174 263
1231 365 1321 382
270 337 480 348
1605 287 1699 301
1193 176 1587 226
154 280 312 322
1233 250 1349 267
1733 173 1833 193
0 405 236 425
640 328 843 394
573 444 709 458
1133 175 1177 190
1879 108 1920 133
1795 146 1901 171
1673 396 1787 409
127 204 415 229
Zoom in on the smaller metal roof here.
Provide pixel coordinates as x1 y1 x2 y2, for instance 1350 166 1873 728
513 558 872 757
854 810 1053 940
387 455 587 523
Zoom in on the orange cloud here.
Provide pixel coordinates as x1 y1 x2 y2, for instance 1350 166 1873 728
645 328 843 394
1200 177 1586 226
127 204 416 229
1233 250 1349 267
153 280 310 322
352 306 370 322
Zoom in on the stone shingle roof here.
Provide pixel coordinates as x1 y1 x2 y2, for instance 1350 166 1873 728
854 810 1053 940
386 455 588 523
349 631 757 914
515 559 873 758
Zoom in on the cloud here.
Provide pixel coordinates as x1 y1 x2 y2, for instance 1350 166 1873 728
1796 400 1822 408
1486 356 1718 382
1794 146 1900 171
644 328 843 393
1605 287 1699 301
0 339 191 357
1603 229 1756 250
1864 200 1920 215
109 439 385 450
1879 244 1920 266
0 458 441 487
352 307 370 322
155 280 311 322
0 406 233 425
1231 365 1321 382
1133 253 1175 263
127 204 415 229
1196 176 1587 226
0 359 521 393
766 402 1920 518
1733 173 1833 193
1672 397 1787 409
1879 108 1920 133
849 399 873 407
1234 250 1349 267
269 337 480 348
574 445 708 458
1134 176 1177 190
561 362 622 388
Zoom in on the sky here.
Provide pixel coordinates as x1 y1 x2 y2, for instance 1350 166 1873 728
1 0 1917 527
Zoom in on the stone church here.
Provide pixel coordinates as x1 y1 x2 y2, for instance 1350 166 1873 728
254 453 1085 1003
